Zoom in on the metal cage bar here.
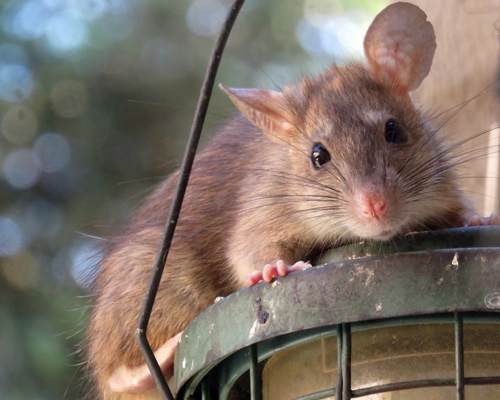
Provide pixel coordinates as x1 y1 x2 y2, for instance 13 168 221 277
455 312 465 400
341 324 352 400
294 389 335 400
201 379 209 400
336 324 343 400
351 376 500 398
250 344 262 400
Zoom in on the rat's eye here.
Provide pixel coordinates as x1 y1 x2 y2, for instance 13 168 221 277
311 143 331 169
385 119 407 144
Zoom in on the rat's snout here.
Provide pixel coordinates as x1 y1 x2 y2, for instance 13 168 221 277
359 191 387 219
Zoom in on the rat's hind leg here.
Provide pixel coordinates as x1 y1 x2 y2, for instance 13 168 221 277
247 260 312 286
466 212 500 226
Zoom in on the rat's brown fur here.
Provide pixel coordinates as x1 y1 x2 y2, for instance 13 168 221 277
87 63 473 399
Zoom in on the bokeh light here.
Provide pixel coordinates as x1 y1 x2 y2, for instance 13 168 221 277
45 12 87 52
1 105 38 144
19 2 50 39
0 216 24 257
320 13 369 59
297 3 371 60
296 18 324 56
0 64 33 102
3 148 40 189
63 0 109 22
33 132 71 173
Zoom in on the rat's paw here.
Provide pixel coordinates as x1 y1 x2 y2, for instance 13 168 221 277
247 260 312 286
466 213 500 227
108 331 183 393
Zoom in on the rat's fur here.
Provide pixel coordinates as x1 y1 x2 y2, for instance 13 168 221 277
87 63 473 399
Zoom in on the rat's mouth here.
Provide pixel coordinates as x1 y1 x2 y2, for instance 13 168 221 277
367 216 411 241
353 227 396 241
348 215 408 241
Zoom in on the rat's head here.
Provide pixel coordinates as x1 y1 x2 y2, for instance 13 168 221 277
221 3 458 241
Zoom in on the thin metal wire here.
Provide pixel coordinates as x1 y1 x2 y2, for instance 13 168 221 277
250 344 262 400
464 377 500 385
293 389 336 400
455 312 465 400
135 1 246 399
342 324 352 400
292 376 500 400
352 377 500 397
352 378 461 397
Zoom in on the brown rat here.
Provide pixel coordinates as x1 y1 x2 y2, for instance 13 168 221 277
86 2 499 399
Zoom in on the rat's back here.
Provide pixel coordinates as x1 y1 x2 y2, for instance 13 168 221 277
86 117 270 399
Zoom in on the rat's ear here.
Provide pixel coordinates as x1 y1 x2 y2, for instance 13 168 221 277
363 2 436 93
220 84 297 143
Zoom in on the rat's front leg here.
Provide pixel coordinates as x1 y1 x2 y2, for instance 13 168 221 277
247 259 312 286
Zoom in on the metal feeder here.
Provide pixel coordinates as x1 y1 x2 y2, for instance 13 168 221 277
173 226 500 399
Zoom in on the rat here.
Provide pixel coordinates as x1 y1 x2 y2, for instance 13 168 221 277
86 2 500 399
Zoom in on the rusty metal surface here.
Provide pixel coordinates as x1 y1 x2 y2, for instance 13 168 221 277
174 227 500 394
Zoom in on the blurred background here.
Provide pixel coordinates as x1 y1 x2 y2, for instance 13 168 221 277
0 0 386 398
1 0 499 399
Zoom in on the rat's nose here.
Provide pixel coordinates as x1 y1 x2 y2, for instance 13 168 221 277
359 192 387 219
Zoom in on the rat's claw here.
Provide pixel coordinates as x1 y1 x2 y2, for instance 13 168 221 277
288 260 312 272
467 212 500 227
247 270 264 286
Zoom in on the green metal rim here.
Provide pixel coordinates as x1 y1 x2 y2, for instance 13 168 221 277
316 225 500 264
177 313 500 399
174 227 500 395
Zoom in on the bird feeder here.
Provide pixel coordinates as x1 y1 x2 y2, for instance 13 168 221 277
173 226 500 399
